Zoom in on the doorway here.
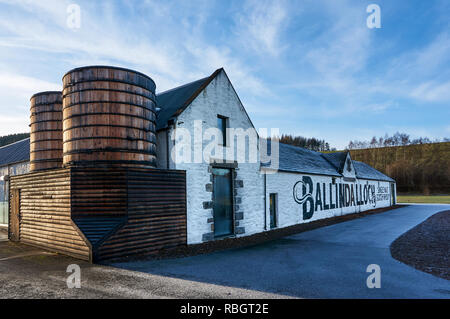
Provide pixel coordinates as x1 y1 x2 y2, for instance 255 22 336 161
212 167 233 237
390 183 396 205
10 189 20 241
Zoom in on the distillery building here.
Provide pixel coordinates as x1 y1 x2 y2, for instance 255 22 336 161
0 66 396 262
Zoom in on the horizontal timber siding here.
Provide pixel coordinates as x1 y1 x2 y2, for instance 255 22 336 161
70 168 128 217
9 167 186 262
96 168 187 261
9 168 91 261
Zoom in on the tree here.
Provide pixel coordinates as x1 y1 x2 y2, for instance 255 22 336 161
0 133 30 147
347 133 446 150
278 134 334 152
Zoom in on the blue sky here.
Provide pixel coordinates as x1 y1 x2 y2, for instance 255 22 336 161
0 0 449 149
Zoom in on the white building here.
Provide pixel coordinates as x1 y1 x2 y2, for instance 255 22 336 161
0 68 396 244
154 68 396 244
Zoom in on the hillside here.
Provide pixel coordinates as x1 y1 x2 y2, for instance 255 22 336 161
349 142 450 194
0 133 30 147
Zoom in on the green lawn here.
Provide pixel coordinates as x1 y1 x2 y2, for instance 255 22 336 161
397 195 450 204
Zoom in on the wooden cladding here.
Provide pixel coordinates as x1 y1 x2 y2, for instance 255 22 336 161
71 168 128 217
30 91 63 172
9 169 91 261
9 167 187 262
62 66 157 168
96 168 187 261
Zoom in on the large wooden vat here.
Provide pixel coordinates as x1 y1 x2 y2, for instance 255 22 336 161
30 91 63 172
62 66 157 168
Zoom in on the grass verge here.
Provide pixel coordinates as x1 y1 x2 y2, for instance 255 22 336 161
397 195 450 204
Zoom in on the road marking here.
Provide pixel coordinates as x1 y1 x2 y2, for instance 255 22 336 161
0 251 56 261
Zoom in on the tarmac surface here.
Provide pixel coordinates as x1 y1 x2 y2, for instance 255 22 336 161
110 204 450 298
0 204 449 298
0 229 286 298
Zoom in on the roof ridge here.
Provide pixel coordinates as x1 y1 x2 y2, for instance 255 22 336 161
278 141 325 155
157 76 210 96
0 137 30 150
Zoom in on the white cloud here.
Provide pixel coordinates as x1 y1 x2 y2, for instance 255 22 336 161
234 0 289 56
0 71 60 134
410 81 450 102
0 115 29 136
0 72 60 96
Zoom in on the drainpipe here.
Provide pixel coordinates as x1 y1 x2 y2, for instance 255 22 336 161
166 129 170 169
167 118 176 169
264 171 267 230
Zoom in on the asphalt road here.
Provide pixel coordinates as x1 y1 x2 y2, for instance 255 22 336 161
0 230 285 298
110 204 450 298
1 205 449 298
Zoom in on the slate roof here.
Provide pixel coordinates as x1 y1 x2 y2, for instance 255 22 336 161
353 160 395 182
262 141 394 182
0 138 30 167
321 152 348 172
155 69 222 131
262 141 341 177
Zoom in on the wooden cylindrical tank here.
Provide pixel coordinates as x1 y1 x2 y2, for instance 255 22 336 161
30 91 63 172
62 66 157 168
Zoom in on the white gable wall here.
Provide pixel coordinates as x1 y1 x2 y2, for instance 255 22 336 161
169 70 265 244
342 152 356 178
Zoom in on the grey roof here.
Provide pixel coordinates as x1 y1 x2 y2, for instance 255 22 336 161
262 141 395 181
156 77 209 130
0 138 30 167
156 69 223 131
353 160 395 182
262 141 342 176
321 152 348 172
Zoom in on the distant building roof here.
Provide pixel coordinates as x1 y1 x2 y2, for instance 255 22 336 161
0 138 30 167
262 141 395 182
262 141 342 177
353 160 395 182
155 69 222 131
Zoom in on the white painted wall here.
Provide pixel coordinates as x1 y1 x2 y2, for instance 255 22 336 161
264 170 393 229
169 70 264 244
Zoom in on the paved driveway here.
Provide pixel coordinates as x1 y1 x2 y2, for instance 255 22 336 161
110 204 450 298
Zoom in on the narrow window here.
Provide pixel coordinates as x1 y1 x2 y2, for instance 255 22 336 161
217 115 228 146
269 193 277 229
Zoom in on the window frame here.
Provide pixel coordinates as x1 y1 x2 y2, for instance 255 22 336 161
217 115 228 146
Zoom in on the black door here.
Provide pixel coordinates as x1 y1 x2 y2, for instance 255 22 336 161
391 183 396 205
212 168 233 237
